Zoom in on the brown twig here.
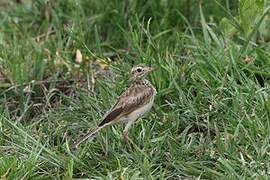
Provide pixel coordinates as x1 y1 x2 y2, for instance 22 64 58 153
33 29 55 42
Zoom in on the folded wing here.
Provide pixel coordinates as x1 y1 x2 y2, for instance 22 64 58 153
98 84 154 127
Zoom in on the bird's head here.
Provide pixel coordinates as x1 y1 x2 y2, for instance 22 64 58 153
129 65 155 82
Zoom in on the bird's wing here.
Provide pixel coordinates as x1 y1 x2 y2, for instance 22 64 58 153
98 84 154 127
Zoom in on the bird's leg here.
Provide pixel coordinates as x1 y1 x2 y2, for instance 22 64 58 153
123 120 135 145
123 130 135 151
123 130 131 144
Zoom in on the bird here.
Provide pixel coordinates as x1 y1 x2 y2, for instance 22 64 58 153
72 65 156 149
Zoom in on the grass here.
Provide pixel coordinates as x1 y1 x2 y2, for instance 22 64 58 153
1 0 270 179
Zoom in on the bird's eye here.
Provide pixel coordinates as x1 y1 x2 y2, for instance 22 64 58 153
137 68 142 72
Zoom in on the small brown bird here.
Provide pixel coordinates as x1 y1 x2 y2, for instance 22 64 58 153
72 65 156 149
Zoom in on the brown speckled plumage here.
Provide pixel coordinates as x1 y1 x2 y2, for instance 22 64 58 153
99 79 156 127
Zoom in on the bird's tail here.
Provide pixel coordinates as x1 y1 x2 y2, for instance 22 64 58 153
72 126 102 150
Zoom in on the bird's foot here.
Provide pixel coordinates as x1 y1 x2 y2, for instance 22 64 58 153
123 131 134 149
123 131 130 143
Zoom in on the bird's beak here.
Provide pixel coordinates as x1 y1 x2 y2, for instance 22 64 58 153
147 67 155 72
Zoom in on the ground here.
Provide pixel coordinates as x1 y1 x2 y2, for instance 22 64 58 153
0 0 270 179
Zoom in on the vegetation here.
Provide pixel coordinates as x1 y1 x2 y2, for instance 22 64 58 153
1 0 270 179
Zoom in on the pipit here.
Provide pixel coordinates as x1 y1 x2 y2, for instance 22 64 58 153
72 65 156 149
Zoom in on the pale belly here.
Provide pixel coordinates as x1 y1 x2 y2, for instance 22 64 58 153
126 98 154 122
